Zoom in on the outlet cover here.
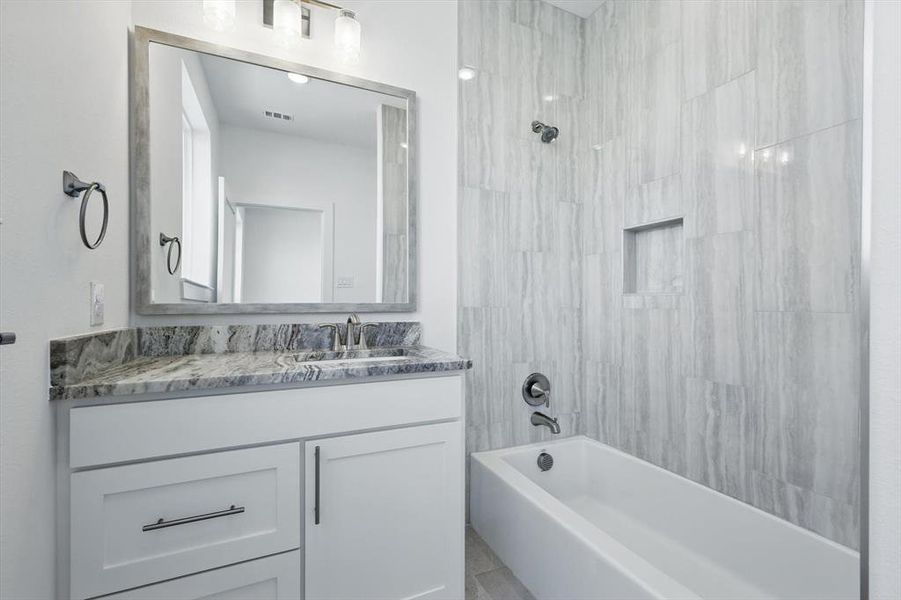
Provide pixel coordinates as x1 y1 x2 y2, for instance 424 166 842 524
90 282 104 326
337 276 355 289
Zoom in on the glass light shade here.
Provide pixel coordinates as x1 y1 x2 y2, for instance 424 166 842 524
334 9 361 65
273 0 303 48
202 0 236 32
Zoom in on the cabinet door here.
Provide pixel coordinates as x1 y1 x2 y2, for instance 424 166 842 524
305 422 463 600
104 550 301 600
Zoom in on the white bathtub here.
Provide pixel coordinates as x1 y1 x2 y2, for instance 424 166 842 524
470 436 859 600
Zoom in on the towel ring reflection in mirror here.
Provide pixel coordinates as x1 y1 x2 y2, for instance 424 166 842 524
159 233 182 275
62 170 109 250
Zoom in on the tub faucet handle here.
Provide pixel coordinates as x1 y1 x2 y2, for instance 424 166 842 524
523 373 551 408
530 382 550 407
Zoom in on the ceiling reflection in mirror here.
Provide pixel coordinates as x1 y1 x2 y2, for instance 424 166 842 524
146 42 410 307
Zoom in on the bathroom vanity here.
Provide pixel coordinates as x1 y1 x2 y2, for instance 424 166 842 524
50 324 469 600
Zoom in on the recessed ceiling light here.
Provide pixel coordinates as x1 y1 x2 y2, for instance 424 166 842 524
543 94 556 103
287 72 310 84
591 144 602 151
458 67 477 81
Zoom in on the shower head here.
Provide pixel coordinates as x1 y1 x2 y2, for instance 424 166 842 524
531 120 559 143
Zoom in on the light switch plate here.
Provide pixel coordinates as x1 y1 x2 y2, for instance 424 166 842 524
90 282 104 326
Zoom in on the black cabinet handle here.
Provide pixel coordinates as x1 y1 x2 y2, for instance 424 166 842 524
314 445 321 525
142 504 245 532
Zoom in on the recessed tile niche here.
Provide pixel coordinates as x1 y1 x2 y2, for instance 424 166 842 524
623 217 684 294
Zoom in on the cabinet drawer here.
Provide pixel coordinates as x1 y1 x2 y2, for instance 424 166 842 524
70 444 301 599
104 550 301 600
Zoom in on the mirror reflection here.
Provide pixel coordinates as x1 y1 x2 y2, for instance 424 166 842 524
148 42 409 306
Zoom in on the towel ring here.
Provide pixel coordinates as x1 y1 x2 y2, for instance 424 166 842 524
63 171 109 250
159 233 182 275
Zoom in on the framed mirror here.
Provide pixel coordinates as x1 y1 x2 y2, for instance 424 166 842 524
131 27 416 314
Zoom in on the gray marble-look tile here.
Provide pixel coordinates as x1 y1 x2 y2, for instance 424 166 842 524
582 252 622 365
553 201 583 306
583 362 623 449
682 71 756 239
460 187 510 309
458 0 513 76
683 232 756 386
460 69 512 193
685 377 751 501
512 0 557 36
624 172 681 229
756 0 863 147
639 41 682 183
460 308 512 426
756 120 862 313
553 10 583 100
585 137 629 256
505 23 556 143
751 311 860 507
553 95 584 203
634 0 681 59
681 0 756 100
748 470 859 550
510 142 556 252
622 308 686 473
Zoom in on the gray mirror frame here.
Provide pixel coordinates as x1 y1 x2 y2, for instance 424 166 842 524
130 26 417 315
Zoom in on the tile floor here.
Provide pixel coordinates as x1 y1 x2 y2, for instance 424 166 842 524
465 527 535 600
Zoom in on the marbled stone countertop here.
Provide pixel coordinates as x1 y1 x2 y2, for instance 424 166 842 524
49 323 471 401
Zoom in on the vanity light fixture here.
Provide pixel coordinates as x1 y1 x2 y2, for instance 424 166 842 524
287 72 310 84
260 0 361 63
334 9 361 65
273 0 305 47
458 66 477 81
202 0 236 32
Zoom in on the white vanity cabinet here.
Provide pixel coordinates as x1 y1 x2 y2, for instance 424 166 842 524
57 375 465 600
305 422 463 600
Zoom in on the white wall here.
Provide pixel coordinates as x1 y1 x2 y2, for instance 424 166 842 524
0 2 132 598
866 1 901 597
131 0 459 352
241 206 323 303
219 124 376 303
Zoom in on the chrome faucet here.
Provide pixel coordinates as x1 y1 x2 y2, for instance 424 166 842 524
345 313 361 350
319 314 373 351
531 411 561 434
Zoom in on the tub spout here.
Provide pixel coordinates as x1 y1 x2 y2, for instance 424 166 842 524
531 411 560 434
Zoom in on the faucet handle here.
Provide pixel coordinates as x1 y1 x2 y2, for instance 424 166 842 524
357 323 379 350
522 373 551 408
318 323 343 352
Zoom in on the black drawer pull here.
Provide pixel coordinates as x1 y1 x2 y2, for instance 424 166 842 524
142 504 245 532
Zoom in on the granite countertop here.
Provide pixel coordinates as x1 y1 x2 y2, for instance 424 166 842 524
49 323 471 401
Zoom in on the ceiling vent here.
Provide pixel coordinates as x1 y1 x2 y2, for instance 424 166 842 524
264 110 293 121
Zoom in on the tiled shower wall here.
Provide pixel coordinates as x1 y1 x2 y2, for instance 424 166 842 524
459 0 585 457
579 0 862 548
459 0 862 548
